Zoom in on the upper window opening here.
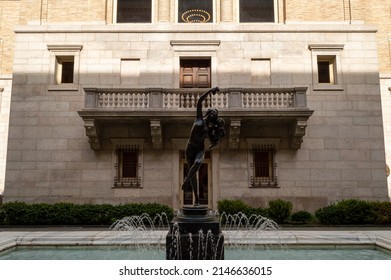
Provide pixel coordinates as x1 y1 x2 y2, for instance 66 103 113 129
317 56 336 84
178 0 213 23
240 0 275 23
55 56 74 84
116 0 152 23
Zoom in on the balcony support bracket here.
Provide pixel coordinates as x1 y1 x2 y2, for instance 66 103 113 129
83 119 101 151
229 119 241 149
290 120 308 150
150 119 163 149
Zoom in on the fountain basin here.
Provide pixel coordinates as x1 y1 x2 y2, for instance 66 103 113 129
166 209 224 260
1 245 391 260
1 229 391 259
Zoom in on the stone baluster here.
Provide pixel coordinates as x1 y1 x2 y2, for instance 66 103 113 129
175 92 179 108
138 92 142 108
182 93 185 108
191 93 195 108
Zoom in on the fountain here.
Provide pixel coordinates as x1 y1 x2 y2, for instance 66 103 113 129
166 87 226 260
3 213 391 260
109 87 279 260
106 210 279 260
106 87 281 260
166 207 225 260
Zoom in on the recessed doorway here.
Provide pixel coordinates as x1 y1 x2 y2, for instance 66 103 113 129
180 58 211 88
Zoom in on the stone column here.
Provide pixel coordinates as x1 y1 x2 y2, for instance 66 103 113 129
220 0 233 22
158 0 170 22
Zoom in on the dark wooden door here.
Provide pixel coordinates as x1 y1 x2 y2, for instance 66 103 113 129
180 59 211 88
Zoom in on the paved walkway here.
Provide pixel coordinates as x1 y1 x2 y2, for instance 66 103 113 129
1 228 391 252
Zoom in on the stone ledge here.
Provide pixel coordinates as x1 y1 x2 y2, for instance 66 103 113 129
14 23 378 34
1 230 391 252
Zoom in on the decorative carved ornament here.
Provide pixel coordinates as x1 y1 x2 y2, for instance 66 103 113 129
150 119 163 149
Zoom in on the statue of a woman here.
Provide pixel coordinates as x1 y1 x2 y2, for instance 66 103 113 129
181 87 226 205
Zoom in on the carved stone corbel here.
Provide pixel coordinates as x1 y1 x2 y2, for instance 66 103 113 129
84 119 101 151
150 119 163 149
229 119 241 149
290 120 308 149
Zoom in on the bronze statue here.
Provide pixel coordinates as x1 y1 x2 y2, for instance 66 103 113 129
181 87 225 205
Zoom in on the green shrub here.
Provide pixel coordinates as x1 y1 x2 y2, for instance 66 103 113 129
217 199 250 215
0 202 173 226
267 199 293 224
0 201 29 225
217 199 269 225
315 199 375 225
369 201 391 224
291 210 314 224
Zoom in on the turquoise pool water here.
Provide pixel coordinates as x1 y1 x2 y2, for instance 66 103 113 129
1 246 391 260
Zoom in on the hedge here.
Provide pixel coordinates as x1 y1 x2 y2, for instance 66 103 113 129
315 199 391 225
217 198 292 224
1 199 390 226
267 199 293 224
0 202 174 226
219 198 391 225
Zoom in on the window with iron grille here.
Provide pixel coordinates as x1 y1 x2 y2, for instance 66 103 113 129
114 145 141 187
250 144 277 187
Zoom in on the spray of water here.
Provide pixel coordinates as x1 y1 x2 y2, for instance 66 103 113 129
107 211 281 259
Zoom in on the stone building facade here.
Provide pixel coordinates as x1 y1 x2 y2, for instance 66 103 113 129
1 1 391 211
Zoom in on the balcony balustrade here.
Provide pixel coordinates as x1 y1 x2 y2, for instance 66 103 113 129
83 87 307 110
78 87 313 150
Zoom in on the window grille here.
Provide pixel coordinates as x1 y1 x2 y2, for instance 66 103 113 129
250 144 277 187
114 145 141 187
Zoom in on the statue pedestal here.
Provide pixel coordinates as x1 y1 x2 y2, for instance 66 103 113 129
166 206 224 260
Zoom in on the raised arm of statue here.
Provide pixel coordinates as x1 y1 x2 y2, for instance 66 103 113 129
196 87 219 119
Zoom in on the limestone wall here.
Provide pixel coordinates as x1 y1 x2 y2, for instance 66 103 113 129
4 23 388 211
2 0 391 206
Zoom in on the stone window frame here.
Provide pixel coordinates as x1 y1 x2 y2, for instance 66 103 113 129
238 0 278 23
309 44 344 91
47 45 82 91
247 138 280 188
170 41 220 88
111 139 145 188
113 0 154 23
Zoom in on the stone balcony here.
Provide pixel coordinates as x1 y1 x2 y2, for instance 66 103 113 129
78 87 313 150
